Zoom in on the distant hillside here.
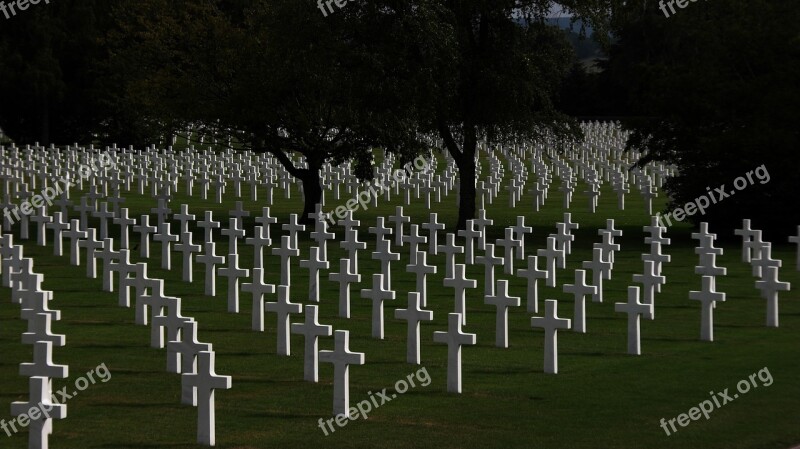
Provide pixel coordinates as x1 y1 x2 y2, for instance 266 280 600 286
518 17 605 62
546 17 593 35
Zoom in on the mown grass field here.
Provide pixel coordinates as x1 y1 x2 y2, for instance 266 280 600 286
1 162 799 449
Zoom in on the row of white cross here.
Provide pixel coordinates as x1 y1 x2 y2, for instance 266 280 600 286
2 123 678 236
3 122 798 448
4 183 799 446
2 230 237 446
3 235 66 449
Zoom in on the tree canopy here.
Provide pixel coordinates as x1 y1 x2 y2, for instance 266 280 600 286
607 0 800 237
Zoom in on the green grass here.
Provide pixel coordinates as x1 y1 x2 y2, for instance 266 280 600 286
1 171 799 449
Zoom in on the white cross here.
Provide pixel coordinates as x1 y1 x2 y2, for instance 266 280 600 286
197 211 220 243
755 266 790 328
134 275 166 326
175 232 202 282
644 243 671 282
22 312 66 347
530 299 571 374
734 219 757 262
272 235 299 288
241 225 270 270
229 200 250 228
552 223 573 266
282 213 305 250
476 243 503 296
93 201 115 240
388 206 410 246
255 207 277 241
73 196 94 231
181 351 232 446
241 268 276 332
78 228 103 279
368 216 393 242
31 206 51 246
265 285 303 355
485 279 521 348
310 215 335 262
360 273 395 339
299 246 329 303
319 330 366 416
517 255 548 313
109 248 137 307
197 242 225 296
511 216 533 260
64 219 87 266
473 209 493 250
537 237 563 287
10 376 66 449
150 198 172 227
744 229 765 262
372 237 399 291
291 304 332 382
45 211 70 256
563 269 597 333
594 231 620 265
151 299 193 358
632 260 665 316
421 213 445 255
751 242 781 279
495 227 521 274
614 286 653 355
218 253 250 313
154 222 179 270
340 228 366 273
113 207 136 249
395 292 433 364
437 232 464 279
97 238 119 292
433 312 476 393
403 224 428 265
167 318 211 381
19 340 68 380
457 220 481 264
329 258 361 318
406 250 436 307
788 225 800 271
132 215 157 258
689 275 726 341
221 218 245 256
444 263 477 325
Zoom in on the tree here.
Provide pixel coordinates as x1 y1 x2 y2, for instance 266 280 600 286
358 0 618 229
105 0 428 222
607 0 800 238
0 0 160 147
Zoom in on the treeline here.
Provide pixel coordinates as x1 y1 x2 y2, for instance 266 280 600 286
0 0 796 234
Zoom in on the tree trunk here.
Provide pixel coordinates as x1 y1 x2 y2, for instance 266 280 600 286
299 159 323 226
258 137 325 226
40 96 50 145
455 125 478 230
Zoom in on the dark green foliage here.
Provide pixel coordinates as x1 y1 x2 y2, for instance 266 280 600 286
0 0 160 147
608 0 800 238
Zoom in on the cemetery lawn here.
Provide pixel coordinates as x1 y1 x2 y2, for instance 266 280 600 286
2 180 799 449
